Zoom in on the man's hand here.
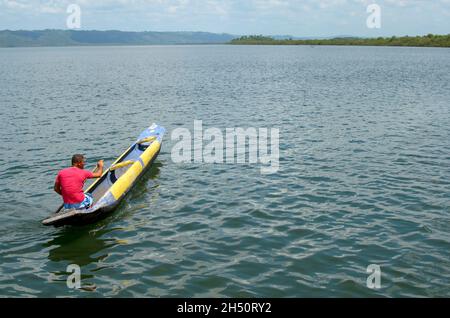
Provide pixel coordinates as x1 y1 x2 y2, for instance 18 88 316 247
92 160 104 178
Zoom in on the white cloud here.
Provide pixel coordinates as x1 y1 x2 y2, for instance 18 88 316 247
3 0 31 10
1 0 449 13
167 0 190 14
252 0 290 10
0 0 449 35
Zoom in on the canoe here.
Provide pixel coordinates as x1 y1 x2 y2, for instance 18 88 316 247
42 123 165 227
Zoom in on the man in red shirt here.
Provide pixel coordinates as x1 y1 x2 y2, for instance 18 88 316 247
54 154 104 210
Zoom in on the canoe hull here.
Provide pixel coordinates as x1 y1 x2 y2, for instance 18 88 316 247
43 124 164 227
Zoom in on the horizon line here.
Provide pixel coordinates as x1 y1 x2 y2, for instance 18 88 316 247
2 29 449 39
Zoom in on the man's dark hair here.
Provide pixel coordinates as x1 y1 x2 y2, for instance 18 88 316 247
72 154 85 165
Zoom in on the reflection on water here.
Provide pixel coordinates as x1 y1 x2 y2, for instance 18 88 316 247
45 226 116 267
42 161 163 293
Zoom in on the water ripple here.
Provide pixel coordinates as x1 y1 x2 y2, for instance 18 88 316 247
0 45 449 297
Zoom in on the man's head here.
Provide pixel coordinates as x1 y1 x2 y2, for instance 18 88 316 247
72 154 86 169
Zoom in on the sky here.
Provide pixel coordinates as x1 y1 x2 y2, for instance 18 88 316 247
0 0 449 37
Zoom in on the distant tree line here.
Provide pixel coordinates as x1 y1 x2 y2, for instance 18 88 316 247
230 34 450 48
0 30 236 47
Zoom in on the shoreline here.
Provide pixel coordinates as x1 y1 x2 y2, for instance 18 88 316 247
229 34 450 48
1 43 449 49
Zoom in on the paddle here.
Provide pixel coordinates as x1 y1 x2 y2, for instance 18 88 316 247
52 136 156 215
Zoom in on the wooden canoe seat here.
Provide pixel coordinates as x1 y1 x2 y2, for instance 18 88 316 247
110 160 134 171
137 136 157 145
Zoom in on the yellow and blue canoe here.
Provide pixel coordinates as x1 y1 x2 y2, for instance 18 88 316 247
43 123 165 227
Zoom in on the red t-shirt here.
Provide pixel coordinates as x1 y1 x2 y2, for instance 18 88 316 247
55 167 94 204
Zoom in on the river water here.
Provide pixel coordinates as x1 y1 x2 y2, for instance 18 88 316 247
0 45 449 297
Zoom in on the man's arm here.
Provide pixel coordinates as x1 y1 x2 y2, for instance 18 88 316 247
91 160 104 178
54 180 62 195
